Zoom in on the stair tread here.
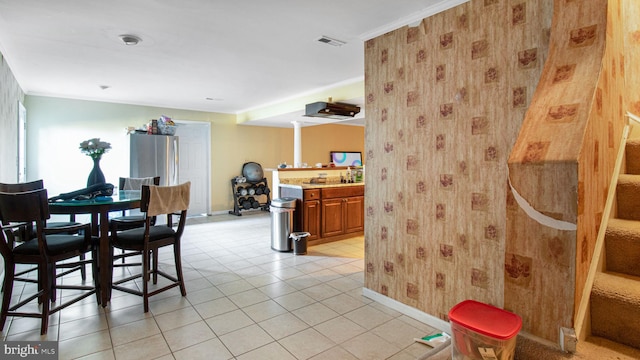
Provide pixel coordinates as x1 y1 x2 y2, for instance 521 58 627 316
577 336 640 359
608 217 640 227
516 335 640 359
606 218 640 234
593 271 640 298
617 173 640 182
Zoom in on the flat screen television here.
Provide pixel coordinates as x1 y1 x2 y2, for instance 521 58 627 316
330 151 363 167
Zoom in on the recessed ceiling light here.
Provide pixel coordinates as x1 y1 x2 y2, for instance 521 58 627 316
119 34 141 46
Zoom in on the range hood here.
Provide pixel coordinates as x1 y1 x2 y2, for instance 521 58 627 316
304 101 361 120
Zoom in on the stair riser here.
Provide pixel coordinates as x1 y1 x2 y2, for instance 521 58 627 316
625 141 640 174
591 293 640 348
615 182 640 220
605 232 640 277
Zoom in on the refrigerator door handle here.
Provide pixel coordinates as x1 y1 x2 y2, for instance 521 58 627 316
172 137 179 185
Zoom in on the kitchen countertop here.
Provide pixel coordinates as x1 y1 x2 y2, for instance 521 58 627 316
280 182 365 190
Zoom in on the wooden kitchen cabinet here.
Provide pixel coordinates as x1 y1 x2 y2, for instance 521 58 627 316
321 186 364 238
303 189 320 240
321 198 344 238
343 195 364 233
280 184 364 245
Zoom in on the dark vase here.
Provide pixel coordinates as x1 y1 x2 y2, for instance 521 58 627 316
87 157 106 187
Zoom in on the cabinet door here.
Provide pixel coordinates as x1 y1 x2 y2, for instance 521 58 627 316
344 196 364 234
303 200 320 240
321 198 344 238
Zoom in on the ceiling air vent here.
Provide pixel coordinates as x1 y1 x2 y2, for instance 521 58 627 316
304 102 360 120
317 35 346 47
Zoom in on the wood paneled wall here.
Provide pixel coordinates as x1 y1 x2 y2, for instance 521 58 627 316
625 0 640 117
507 0 610 342
364 0 640 345
364 0 552 326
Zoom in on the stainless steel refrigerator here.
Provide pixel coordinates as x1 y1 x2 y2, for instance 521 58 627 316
129 134 179 186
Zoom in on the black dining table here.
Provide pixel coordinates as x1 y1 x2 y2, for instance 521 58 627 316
48 190 141 306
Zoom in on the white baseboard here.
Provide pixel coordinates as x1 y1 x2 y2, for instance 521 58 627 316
362 288 451 334
361 288 565 353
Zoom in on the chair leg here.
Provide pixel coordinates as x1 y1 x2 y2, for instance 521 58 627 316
92 247 101 306
142 247 150 313
107 245 115 308
0 264 15 332
48 263 56 303
79 253 87 280
173 243 187 296
38 263 50 335
37 264 54 304
152 249 158 284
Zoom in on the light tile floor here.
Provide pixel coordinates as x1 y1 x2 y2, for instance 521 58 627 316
1 211 438 359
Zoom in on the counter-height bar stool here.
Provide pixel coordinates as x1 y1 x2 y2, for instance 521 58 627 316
111 176 160 229
110 177 160 269
0 189 99 334
110 182 190 312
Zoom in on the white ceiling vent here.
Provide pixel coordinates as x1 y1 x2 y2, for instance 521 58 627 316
317 35 346 47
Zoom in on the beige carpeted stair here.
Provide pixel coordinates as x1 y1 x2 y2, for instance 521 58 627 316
587 137 640 352
591 272 640 347
604 218 640 277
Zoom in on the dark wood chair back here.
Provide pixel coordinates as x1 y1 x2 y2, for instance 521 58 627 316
116 176 160 217
118 176 160 190
0 179 44 193
0 180 77 238
0 189 49 266
0 184 50 248
0 189 50 224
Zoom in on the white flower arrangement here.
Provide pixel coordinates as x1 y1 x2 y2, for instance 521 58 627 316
79 138 111 159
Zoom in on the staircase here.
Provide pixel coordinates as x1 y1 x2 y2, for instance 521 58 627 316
586 137 640 356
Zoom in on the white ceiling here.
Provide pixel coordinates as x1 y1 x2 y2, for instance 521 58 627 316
0 0 462 128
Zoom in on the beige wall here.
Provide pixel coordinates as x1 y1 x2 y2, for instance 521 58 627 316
23 95 364 212
301 124 365 166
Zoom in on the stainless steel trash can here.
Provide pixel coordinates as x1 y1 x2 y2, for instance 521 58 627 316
270 197 297 252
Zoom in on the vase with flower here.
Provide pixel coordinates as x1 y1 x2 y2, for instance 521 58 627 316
79 138 112 187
